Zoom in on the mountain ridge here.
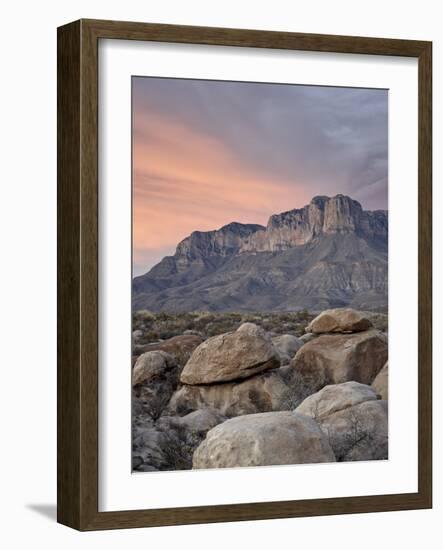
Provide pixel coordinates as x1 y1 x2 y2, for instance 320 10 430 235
133 194 388 313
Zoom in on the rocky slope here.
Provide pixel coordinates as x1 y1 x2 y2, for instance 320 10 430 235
133 195 388 312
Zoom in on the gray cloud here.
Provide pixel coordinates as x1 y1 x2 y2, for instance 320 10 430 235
133 77 388 210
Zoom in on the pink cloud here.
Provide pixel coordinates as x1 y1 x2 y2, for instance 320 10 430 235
133 109 310 272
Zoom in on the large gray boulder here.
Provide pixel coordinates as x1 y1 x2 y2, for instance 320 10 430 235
320 400 388 461
295 382 388 461
272 334 304 365
296 381 379 419
193 411 335 469
180 323 279 384
372 361 388 400
306 308 373 334
168 367 293 417
290 329 388 397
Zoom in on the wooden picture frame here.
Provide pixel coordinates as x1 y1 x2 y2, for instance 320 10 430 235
57 19 432 530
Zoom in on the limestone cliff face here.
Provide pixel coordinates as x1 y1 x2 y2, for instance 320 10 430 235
240 195 387 253
133 195 388 312
174 222 265 272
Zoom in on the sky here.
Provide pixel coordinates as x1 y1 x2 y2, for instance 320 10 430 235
132 77 388 275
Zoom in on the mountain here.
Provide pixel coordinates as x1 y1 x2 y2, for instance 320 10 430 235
133 194 388 313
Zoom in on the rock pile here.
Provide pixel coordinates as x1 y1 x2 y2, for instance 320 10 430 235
132 308 389 471
290 308 388 397
168 323 292 417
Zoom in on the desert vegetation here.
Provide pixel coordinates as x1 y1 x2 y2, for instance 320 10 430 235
133 309 315 342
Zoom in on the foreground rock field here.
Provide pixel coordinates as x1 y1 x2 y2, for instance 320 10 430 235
132 308 388 471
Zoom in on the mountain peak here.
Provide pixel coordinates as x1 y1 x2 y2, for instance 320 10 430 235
133 194 388 312
239 194 385 253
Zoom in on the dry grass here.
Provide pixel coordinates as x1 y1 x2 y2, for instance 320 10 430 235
133 310 316 345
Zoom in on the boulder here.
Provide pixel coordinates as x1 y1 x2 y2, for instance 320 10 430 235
320 400 388 461
306 308 373 334
132 427 178 470
180 323 279 384
296 381 379 420
167 367 295 417
133 334 203 366
361 311 389 332
132 425 200 471
193 411 335 469
290 329 388 397
295 382 388 461
300 332 318 344
157 408 227 436
372 361 388 400
272 334 304 364
132 351 180 420
133 409 227 472
132 350 177 386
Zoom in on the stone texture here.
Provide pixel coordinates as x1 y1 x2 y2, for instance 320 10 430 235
300 332 318 344
272 334 304 365
157 408 227 436
306 308 373 334
132 351 180 420
320 400 388 461
296 381 379 420
180 323 279 384
290 329 388 397
133 409 227 472
132 350 177 386
167 367 295 417
132 427 179 471
192 411 335 469
372 361 388 400
240 195 387 253
295 382 388 461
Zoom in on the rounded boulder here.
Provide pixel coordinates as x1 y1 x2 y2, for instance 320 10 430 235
192 411 335 469
180 323 279 384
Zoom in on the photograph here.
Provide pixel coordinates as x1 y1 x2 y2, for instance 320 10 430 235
131 77 389 472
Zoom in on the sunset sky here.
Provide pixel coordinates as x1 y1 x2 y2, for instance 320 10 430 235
132 77 388 276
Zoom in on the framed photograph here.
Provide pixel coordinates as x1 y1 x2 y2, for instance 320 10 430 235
57 19 432 530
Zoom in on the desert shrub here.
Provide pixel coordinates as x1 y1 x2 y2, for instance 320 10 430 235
205 319 241 337
297 309 311 322
142 330 160 342
160 426 203 470
278 369 325 411
134 309 155 321
325 411 376 462
134 391 170 422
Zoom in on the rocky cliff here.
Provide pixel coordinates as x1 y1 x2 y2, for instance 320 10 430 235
133 195 388 312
